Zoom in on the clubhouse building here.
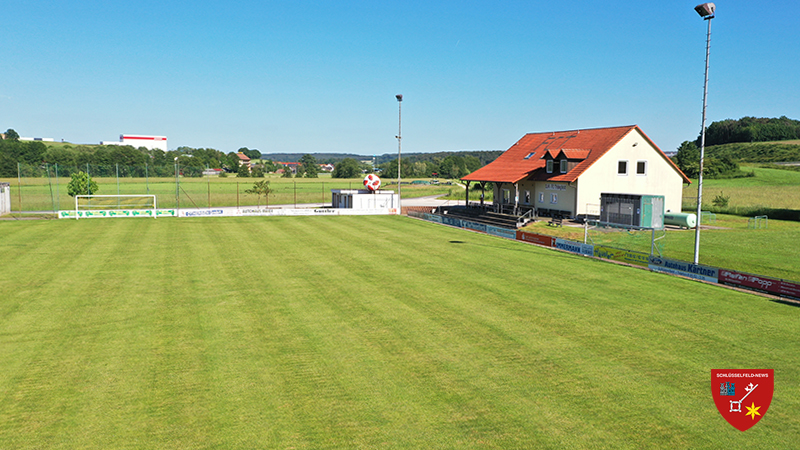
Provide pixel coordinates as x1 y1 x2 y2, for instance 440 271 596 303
461 125 691 220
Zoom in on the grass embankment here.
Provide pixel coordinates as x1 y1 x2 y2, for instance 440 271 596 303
0 174 453 212
0 216 798 448
682 165 800 220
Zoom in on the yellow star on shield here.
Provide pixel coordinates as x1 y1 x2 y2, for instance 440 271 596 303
745 402 761 420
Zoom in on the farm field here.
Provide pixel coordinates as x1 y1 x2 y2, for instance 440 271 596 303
1 215 798 448
682 165 800 217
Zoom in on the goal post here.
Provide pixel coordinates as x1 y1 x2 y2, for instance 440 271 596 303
74 194 158 219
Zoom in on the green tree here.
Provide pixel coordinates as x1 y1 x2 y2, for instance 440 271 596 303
332 158 361 178
245 180 273 207
239 147 262 160
281 165 294 178
67 171 99 197
3 129 19 141
674 141 700 178
300 154 318 178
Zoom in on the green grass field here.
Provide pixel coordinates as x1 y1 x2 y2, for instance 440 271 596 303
1 216 798 449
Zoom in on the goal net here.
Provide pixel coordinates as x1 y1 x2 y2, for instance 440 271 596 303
74 194 158 219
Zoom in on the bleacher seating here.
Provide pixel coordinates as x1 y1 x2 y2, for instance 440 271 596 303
436 206 531 229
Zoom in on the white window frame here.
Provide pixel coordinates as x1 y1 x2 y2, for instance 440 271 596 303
550 193 558 204
618 160 628 176
503 189 511 204
560 160 568 173
524 190 531 204
636 160 647 176
539 192 545 203
546 160 553 173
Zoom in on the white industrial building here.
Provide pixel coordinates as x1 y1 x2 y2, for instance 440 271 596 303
101 134 168 151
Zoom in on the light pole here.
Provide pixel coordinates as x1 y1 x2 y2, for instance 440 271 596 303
693 2 715 265
395 94 402 208
174 156 180 213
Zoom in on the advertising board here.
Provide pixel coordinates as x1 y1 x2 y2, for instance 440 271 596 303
719 269 800 299
593 246 650 267
516 231 555 247
648 256 718 283
555 238 594 257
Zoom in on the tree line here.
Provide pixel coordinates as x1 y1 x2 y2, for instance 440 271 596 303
673 116 800 179
698 116 800 146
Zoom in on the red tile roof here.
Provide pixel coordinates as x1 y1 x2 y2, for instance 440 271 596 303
462 125 690 184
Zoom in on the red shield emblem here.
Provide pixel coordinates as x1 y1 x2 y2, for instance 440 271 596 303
711 369 774 431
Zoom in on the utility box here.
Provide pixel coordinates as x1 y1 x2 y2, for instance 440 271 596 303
600 193 664 229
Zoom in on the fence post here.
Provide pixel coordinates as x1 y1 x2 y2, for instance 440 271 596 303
17 162 22 214
46 163 56 214
55 163 60 212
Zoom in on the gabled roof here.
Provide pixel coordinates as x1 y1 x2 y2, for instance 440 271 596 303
237 152 251 162
462 125 690 184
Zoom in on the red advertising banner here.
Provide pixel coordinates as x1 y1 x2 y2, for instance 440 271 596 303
516 231 555 247
719 269 800 300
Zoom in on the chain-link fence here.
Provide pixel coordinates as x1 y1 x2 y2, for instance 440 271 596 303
5 163 368 213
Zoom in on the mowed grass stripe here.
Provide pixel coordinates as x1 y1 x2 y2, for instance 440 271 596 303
0 216 798 448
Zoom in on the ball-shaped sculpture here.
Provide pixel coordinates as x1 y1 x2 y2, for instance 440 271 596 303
363 173 381 192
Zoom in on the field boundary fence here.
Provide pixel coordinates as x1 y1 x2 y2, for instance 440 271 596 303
409 210 800 303
5 163 369 214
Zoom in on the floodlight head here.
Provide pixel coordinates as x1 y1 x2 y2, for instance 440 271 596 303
695 3 715 19
396 94 403 102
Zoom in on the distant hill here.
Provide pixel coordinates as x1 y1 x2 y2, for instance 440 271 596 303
699 116 800 146
706 140 800 163
261 150 504 166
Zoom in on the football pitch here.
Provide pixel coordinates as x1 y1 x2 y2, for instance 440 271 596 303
0 216 797 448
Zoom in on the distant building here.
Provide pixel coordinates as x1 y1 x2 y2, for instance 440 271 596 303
20 137 55 142
101 134 168 151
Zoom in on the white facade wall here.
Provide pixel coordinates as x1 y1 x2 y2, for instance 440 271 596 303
331 189 399 210
121 135 168 151
0 183 10 216
103 135 168 151
576 129 685 214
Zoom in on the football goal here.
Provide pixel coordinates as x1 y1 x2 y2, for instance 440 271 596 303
74 194 158 219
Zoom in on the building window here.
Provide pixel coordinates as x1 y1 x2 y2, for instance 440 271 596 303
524 152 536 160
503 189 510 204
560 160 568 173
546 160 553 173
524 190 531 204
550 193 558 204
637 160 647 175
539 192 545 203
618 160 628 175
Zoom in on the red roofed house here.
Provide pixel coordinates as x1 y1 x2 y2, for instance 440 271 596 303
237 152 251 173
461 125 690 219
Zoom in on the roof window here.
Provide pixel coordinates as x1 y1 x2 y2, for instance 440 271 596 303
524 152 535 160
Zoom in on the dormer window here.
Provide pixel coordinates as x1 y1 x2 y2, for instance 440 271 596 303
546 160 553 173
560 160 568 173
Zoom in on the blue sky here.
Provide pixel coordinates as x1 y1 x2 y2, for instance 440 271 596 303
3 1 799 156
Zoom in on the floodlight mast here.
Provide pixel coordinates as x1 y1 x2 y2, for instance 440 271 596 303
396 94 403 209
693 3 715 265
